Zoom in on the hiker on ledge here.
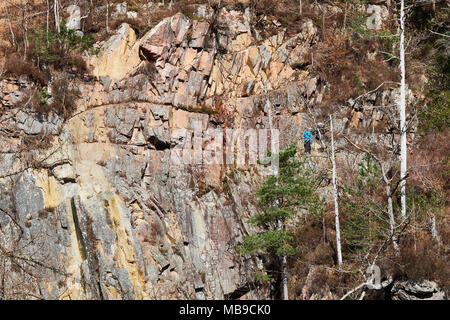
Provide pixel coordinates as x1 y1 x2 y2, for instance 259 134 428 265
315 122 327 142
303 129 313 154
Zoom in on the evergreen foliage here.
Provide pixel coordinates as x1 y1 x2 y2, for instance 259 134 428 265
30 19 98 69
238 143 324 275
341 154 389 256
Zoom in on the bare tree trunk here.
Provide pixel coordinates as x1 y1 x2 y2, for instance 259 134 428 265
23 2 29 59
330 115 343 267
282 254 288 300
277 219 288 300
54 0 60 33
399 0 407 219
106 0 110 34
46 0 50 43
430 213 438 240
299 0 302 15
5 6 16 47
145 1 152 27
385 182 398 251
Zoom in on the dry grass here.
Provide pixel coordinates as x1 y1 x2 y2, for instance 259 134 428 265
408 129 450 197
380 230 450 293
4 53 49 86
34 76 80 119
311 31 399 108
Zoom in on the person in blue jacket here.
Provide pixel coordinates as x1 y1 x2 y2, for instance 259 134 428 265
303 129 313 154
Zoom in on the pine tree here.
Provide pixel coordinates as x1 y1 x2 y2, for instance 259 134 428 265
238 143 324 297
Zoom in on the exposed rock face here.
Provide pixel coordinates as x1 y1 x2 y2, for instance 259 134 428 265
66 5 82 31
89 23 142 81
391 280 447 300
366 5 389 30
0 11 321 299
0 10 425 300
0 93 265 299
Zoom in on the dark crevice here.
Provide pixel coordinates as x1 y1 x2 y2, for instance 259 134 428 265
141 161 148 180
97 280 104 300
61 177 77 184
291 61 311 70
224 281 259 300
149 137 171 150
159 263 170 275
71 197 87 261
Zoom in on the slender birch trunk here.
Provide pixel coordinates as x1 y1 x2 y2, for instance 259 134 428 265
23 4 29 59
47 0 49 33
430 214 438 240
399 0 407 219
277 219 288 300
386 182 398 251
106 0 110 34
330 115 342 267
54 0 60 33
46 0 50 44
5 6 15 47
282 254 288 299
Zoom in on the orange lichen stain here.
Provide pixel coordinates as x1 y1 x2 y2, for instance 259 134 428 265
34 170 62 210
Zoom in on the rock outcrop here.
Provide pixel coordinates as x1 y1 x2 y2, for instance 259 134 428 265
66 5 82 31
391 280 447 300
89 23 142 81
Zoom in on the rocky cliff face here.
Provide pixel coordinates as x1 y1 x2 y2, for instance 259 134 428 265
0 8 319 299
0 5 437 300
